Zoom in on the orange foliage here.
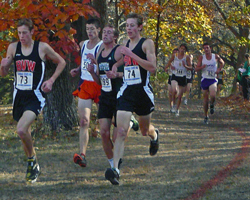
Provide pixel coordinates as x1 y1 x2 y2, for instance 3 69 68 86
0 0 98 65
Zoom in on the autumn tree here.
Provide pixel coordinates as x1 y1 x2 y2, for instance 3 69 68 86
0 0 99 131
194 0 250 93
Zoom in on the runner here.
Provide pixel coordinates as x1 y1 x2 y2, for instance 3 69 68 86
0 18 66 183
86 24 139 169
70 18 103 168
241 53 250 100
165 48 179 112
195 42 224 124
165 44 192 116
104 13 159 185
184 54 196 105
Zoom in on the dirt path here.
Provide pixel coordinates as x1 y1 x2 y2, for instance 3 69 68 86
1 97 250 200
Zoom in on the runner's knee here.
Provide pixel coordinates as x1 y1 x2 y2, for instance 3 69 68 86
117 127 128 140
79 117 89 127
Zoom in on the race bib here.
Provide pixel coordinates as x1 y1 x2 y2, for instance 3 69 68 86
16 71 33 90
206 70 215 78
176 69 183 76
186 70 192 79
100 74 112 92
81 58 91 71
124 65 142 85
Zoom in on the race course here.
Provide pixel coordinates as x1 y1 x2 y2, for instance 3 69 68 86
1 97 250 200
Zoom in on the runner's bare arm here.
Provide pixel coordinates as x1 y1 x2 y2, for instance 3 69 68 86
40 42 66 92
165 54 175 72
216 54 224 71
0 43 16 77
195 55 206 72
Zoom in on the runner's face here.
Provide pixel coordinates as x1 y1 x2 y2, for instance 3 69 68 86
86 24 100 40
17 25 33 45
102 27 114 44
179 46 186 53
126 18 141 39
203 45 211 54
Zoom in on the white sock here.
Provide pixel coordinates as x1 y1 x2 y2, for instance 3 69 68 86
108 158 114 168
153 130 158 141
114 168 120 175
129 121 133 128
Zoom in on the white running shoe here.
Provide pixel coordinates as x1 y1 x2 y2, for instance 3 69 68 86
175 110 179 117
184 99 188 105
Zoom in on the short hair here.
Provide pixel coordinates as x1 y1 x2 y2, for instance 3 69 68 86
104 23 119 38
203 42 210 47
17 18 34 31
245 53 249 59
180 43 188 52
172 48 179 53
126 13 143 26
86 18 101 29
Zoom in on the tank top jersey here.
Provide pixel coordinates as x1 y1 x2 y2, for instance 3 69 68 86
172 53 187 77
13 41 45 91
123 38 150 87
201 53 217 79
97 45 121 97
80 40 103 81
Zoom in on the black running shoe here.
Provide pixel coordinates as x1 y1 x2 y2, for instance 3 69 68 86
130 115 139 131
26 158 40 183
73 153 87 167
210 104 214 114
204 117 209 124
149 129 159 156
105 168 120 185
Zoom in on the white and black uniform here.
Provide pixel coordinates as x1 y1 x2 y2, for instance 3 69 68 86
171 54 187 86
13 41 46 121
117 38 154 115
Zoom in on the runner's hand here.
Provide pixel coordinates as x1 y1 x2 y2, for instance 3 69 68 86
41 79 53 93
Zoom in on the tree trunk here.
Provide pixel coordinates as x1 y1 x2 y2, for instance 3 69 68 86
42 55 79 132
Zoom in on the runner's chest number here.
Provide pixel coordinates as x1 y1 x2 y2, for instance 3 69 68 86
100 74 112 92
124 65 142 85
16 71 33 90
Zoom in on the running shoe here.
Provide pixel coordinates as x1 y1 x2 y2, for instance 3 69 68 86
105 168 120 185
26 157 40 183
73 153 87 167
204 117 209 124
170 106 175 113
184 99 188 105
149 129 159 156
130 115 139 131
175 110 179 117
210 104 215 114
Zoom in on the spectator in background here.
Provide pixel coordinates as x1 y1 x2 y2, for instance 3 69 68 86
241 53 250 100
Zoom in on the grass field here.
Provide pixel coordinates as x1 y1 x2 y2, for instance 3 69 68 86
0 97 250 200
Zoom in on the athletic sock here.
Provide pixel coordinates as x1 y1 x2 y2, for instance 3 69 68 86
114 168 120 175
129 121 133 128
108 158 114 168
